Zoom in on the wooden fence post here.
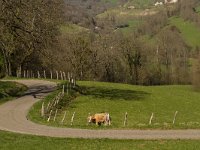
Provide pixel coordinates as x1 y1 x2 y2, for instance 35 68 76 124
149 113 154 125
61 111 67 124
62 85 65 94
44 70 46 79
53 98 57 107
46 102 50 111
60 71 63 80
173 111 178 125
67 83 69 95
123 112 128 126
71 112 76 125
54 109 58 122
47 110 53 122
41 102 45 117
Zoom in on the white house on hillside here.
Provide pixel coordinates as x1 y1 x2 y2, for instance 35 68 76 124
154 2 163 6
165 0 178 4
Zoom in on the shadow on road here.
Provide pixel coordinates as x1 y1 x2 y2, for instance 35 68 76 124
23 85 57 98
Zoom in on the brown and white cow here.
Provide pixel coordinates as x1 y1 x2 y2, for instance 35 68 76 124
87 113 111 126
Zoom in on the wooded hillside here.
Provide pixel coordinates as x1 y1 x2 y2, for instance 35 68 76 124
1 0 200 87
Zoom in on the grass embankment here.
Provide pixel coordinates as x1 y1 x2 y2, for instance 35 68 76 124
0 81 27 104
1 130 200 150
169 17 200 49
29 81 200 129
28 82 78 126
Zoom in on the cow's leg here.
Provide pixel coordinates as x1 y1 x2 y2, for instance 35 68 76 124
108 120 111 126
105 120 108 126
103 121 106 126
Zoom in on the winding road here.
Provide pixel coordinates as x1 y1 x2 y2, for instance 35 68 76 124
1 79 200 139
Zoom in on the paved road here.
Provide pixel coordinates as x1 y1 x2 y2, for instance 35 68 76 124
1 79 200 139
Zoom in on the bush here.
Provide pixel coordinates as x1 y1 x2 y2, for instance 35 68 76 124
0 82 27 98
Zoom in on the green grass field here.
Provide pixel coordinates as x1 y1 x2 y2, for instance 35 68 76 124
196 6 200 13
125 0 154 8
29 81 200 129
1 79 200 149
169 17 200 49
118 19 141 34
104 0 119 5
104 0 153 7
60 23 89 34
0 81 27 104
1 130 200 150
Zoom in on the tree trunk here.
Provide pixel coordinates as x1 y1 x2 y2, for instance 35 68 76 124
1 49 9 76
8 60 12 76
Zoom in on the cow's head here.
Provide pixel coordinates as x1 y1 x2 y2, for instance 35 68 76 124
87 116 92 124
87 115 96 124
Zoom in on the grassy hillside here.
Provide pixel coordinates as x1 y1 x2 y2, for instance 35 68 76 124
196 6 200 13
169 17 200 49
125 0 155 8
104 0 119 5
60 23 89 34
29 81 200 129
143 16 200 50
0 81 27 104
117 19 141 34
0 80 200 150
96 6 156 35
103 0 154 7
1 130 200 150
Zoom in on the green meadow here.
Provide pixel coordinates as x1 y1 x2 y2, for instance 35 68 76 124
29 81 200 129
126 0 154 8
60 23 89 34
169 17 200 49
1 130 200 150
1 80 200 149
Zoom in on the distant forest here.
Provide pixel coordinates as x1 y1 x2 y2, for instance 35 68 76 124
1 0 200 87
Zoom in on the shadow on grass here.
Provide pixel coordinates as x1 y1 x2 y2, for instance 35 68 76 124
80 86 150 101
